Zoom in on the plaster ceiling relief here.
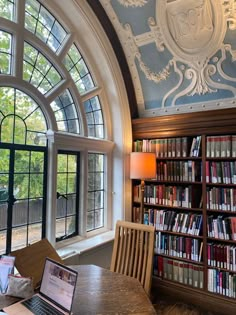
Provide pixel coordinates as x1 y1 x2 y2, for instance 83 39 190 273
100 0 236 117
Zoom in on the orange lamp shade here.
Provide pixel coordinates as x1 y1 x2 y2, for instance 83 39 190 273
130 152 156 179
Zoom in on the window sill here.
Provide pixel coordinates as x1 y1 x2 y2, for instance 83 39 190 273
56 230 115 260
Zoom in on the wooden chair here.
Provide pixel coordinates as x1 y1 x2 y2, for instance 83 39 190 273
10 238 63 289
110 220 155 296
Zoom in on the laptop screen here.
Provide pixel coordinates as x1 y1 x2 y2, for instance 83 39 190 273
40 258 78 312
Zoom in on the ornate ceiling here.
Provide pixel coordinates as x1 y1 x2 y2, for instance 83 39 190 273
90 0 236 119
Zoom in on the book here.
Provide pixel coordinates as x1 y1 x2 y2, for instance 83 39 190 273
0 255 15 294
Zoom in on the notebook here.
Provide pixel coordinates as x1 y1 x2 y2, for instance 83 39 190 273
3 257 78 315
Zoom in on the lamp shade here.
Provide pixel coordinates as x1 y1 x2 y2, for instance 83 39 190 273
130 152 156 179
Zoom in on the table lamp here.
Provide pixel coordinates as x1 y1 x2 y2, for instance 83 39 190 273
130 152 157 223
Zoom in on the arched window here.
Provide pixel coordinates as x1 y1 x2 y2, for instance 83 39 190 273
0 0 132 254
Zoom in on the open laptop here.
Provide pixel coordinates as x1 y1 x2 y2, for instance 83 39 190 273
4 257 78 315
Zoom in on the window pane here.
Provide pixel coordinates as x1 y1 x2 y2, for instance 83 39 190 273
67 174 76 193
29 199 43 223
95 209 103 229
0 202 8 229
0 0 14 21
11 226 27 250
14 150 30 173
67 216 76 235
0 231 6 255
14 175 29 199
25 0 67 53
0 31 12 74
14 117 26 144
83 96 104 139
0 149 10 173
30 174 43 198
56 217 65 238
1 116 14 143
12 200 27 226
67 195 76 215
28 223 42 244
30 151 44 172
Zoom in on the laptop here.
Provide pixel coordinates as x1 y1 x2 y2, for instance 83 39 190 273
4 257 78 315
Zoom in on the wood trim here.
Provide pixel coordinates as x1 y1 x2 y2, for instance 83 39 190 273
152 277 236 315
132 108 236 139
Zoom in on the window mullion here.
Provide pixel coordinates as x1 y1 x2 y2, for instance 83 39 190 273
14 0 26 78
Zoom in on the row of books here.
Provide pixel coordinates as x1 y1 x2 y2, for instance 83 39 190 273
144 209 203 236
155 232 203 262
207 243 236 271
134 134 236 159
206 135 236 158
207 215 236 240
154 256 203 289
134 184 193 208
134 136 201 158
156 160 202 182
206 187 236 211
208 268 236 298
206 161 236 184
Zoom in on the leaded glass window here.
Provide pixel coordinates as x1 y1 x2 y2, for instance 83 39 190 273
23 42 62 94
25 0 67 53
0 87 47 146
83 96 104 139
50 89 80 134
63 44 95 94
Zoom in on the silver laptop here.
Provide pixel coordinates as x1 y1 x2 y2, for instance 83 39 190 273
4 257 78 315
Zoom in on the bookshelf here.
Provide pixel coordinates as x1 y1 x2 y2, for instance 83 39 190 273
131 108 236 315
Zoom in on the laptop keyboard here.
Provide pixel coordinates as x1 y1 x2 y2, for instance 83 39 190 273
22 295 65 315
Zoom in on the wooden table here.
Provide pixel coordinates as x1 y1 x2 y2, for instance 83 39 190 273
1 264 156 314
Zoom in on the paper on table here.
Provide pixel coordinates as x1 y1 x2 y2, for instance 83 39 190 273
0 256 15 294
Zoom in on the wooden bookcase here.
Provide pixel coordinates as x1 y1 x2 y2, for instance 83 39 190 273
132 108 236 314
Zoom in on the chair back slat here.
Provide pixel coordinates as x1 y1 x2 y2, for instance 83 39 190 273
124 227 132 274
141 232 148 285
110 220 155 296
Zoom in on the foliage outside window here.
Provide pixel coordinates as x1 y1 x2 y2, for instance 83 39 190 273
0 0 15 21
0 31 12 75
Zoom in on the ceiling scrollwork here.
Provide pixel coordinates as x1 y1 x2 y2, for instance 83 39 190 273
100 0 236 116
117 0 148 7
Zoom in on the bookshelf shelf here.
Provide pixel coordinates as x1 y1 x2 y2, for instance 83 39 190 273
132 108 236 314
155 253 204 265
155 230 203 239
